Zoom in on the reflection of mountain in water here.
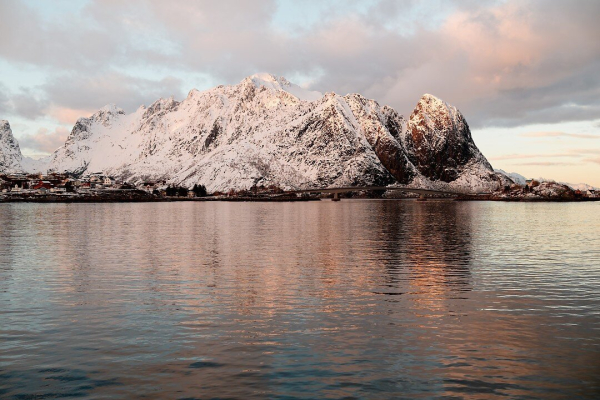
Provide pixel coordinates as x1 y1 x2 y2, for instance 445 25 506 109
1 202 599 398
371 201 473 300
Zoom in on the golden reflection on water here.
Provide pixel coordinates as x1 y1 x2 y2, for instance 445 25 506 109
0 200 599 398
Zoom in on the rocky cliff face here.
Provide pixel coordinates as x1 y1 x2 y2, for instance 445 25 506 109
3 74 509 192
403 94 508 191
0 120 23 172
406 95 482 181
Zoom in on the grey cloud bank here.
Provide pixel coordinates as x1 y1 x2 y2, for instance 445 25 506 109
0 0 599 155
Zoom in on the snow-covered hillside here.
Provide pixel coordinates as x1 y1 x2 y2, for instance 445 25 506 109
495 169 527 186
565 182 598 191
0 120 23 172
4 74 510 192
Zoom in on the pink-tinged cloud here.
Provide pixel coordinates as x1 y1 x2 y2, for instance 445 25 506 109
442 3 545 84
491 148 600 161
49 107 96 125
585 157 600 165
520 131 599 139
521 132 565 137
515 162 578 167
1 0 598 128
490 153 575 161
19 126 69 154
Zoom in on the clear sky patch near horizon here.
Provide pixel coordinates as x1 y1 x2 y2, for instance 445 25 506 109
1 0 599 186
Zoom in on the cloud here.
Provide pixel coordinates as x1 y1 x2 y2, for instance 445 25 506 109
1 0 600 129
48 107 98 125
585 157 600 165
489 148 600 165
0 84 48 119
18 126 70 153
515 162 578 166
520 131 600 139
0 1 120 70
0 84 10 114
10 88 48 119
490 153 575 161
42 72 185 113
563 148 600 155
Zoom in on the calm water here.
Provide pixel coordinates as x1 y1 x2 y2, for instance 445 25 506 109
0 200 599 399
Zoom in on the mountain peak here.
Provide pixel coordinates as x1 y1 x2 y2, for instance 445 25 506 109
420 93 441 101
245 73 294 88
0 119 23 172
247 72 284 83
80 104 127 127
417 93 451 110
405 93 494 184
98 104 125 115
1 120 13 135
242 73 323 102
412 93 462 129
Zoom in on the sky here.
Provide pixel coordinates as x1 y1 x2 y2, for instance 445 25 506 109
1 0 599 186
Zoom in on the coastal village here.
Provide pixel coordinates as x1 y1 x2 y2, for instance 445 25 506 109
0 172 197 200
0 171 598 202
0 172 305 202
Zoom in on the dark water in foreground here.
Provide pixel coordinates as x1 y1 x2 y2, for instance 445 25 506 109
0 200 599 399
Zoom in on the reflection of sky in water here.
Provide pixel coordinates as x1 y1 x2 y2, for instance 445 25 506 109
0 201 599 398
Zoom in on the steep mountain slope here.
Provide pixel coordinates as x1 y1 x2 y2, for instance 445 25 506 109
5 74 509 192
403 94 506 191
0 120 23 172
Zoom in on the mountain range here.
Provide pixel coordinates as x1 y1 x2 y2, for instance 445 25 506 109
1 73 513 192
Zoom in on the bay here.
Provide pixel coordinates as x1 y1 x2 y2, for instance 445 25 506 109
1 200 599 399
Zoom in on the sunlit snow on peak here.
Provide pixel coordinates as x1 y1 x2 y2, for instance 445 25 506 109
98 104 125 114
245 73 323 102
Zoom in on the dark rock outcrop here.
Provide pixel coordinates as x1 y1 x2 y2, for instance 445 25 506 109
404 94 493 183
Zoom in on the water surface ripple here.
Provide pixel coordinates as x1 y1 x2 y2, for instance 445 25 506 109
0 201 599 399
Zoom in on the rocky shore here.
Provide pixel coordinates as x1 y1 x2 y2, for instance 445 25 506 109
0 191 319 203
458 180 599 202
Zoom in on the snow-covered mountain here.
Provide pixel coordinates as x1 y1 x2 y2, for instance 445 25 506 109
0 120 25 172
3 74 510 192
495 169 527 186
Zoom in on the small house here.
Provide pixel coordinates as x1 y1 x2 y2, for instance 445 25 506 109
33 181 54 190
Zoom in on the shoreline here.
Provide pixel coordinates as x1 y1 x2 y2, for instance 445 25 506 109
0 195 320 203
1 195 598 203
455 196 600 203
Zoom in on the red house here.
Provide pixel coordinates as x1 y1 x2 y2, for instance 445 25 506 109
33 181 54 190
